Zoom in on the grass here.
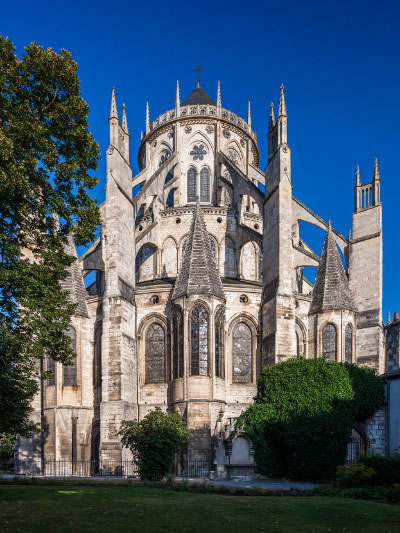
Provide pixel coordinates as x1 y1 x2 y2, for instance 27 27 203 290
1 485 400 532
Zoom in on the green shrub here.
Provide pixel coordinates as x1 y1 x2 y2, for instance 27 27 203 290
118 407 191 481
236 357 385 482
358 455 400 486
382 485 400 503
337 462 377 488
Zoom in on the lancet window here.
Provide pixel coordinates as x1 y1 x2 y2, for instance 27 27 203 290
63 326 77 386
173 306 184 379
190 304 209 376
48 357 56 386
345 324 352 363
215 307 225 379
187 167 197 202
200 167 210 202
145 323 166 384
232 323 252 383
322 323 337 361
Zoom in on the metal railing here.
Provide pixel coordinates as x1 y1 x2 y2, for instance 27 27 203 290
4 460 139 478
187 460 210 478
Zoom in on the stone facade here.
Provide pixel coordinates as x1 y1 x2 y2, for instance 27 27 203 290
16 81 385 474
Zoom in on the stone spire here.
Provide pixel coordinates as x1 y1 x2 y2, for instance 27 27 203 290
268 102 275 131
172 200 225 301
355 165 361 186
373 157 380 181
309 221 356 314
217 80 221 108
109 87 118 120
278 84 287 117
175 80 181 113
247 101 251 128
387 310 391 325
121 103 128 134
145 101 150 134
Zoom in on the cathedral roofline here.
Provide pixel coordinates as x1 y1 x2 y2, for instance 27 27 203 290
181 84 216 106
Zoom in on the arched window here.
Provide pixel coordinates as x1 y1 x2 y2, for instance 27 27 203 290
173 306 184 379
323 323 337 361
145 323 166 384
48 357 56 386
215 308 225 378
94 326 102 387
136 243 157 283
190 304 209 376
166 188 174 208
187 167 197 202
200 167 210 202
63 326 77 386
223 237 235 278
232 323 252 383
159 150 170 167
165 170 174 184
345 324 352 363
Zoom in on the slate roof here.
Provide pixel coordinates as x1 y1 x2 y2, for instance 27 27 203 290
309 223 356 315
172 201 225 300
60 235 89 318
182 85 216 106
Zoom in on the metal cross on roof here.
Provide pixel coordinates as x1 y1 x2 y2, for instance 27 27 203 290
194 65 202 85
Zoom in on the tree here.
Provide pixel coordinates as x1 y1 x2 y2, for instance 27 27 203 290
119 408 192 481
236 357 385 481
0 36 100 443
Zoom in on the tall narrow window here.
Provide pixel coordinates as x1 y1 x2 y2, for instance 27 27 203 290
296 331 300 357
145 323 166 383
187 167 197 202
48 357 56 386
215 308 225 378
94 326 102 387
345 324 352 363
200 167 210 202
173 306 184 379
166 188 174 208
323 323 337 361
232 323 252 383
63 327 77 386
191 304 209 376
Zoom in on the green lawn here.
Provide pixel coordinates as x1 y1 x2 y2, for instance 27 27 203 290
0 485 399 532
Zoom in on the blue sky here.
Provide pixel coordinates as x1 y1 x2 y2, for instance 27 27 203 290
2 0 399 321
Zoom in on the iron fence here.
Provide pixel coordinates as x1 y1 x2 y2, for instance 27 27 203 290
346 431 366 464
2 460 139 478
187 460 209 478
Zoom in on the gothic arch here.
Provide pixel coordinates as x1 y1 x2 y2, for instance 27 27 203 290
320 321 337 362
186 130 215 154
219 236 236 278
138 314 169 385
225 140 244 168
240 241 258 281
295 318 307 357
189 301 210 377
227 313 258 384
162 236 178 278
135 242 158 282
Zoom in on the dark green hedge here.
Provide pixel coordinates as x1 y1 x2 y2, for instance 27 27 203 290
236 358 385 482
358 455 400 486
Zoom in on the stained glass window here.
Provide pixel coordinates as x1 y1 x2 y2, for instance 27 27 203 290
159 151 170 167
63 327 77 386
187 167 197 202
323 323 336 361
215 308 225 378
345 324 352 363
145 323 165 383
190 144 207 160
173 306 184 379
200 167 210 202
232 323 252 383
227 150 239 165
48 357 56 386
191 304 209 376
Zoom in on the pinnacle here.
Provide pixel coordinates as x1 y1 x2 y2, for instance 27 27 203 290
109 87 118 120
175 80 181 109
309 223 356 315
121 103 128 134
268 102 275 131
373 157 380 181
217 80 221 107
248 101 251 128
355 165 361 187
278 84 287 117
146 101 150 133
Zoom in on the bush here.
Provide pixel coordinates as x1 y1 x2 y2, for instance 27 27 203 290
236 357 385 482
118 407 191 481
383 485 400 503
336 462 377 488
358 455 400 486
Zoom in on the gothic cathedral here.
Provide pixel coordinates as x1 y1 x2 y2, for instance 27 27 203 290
16 81 384 475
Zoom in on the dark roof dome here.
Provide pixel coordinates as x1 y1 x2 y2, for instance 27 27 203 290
182 84 216 106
